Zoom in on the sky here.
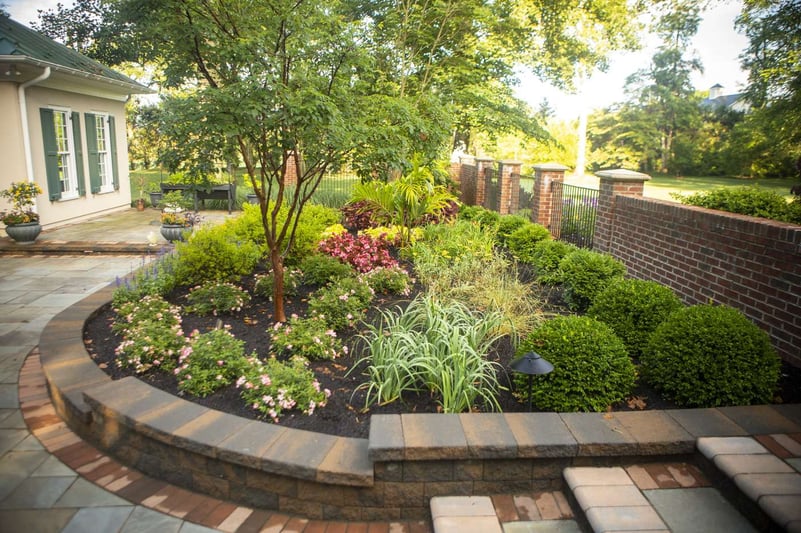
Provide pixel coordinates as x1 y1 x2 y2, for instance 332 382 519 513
6 0 750 120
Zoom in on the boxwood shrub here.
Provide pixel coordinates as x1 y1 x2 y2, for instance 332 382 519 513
558 249 626 311
642 304 780 407
505 223 552 264
587 279 683 357
513 316 636 412
529 240 577 285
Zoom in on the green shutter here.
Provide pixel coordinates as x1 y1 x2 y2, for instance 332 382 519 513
71 111 85 196
39 108 61 201
85 114 101 193
109 115 119 190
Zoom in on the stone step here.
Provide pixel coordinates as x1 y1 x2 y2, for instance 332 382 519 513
698 435 801 531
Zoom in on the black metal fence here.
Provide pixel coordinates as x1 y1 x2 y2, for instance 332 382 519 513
484 166 500 211
550 181 598 248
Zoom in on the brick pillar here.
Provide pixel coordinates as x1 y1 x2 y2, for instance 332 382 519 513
532 163 568 231
449 162 461 187
475 158 494 208
497 160 522 215
594 168 650 253
284 152 298 185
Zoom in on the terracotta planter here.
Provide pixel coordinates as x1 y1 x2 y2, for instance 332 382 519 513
160 223 188 243
5 222 42 244
136 198 146 211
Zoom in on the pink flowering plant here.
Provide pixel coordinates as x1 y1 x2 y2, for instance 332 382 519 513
174 327 249 397
254 268 302 299
318 232 397 273
186 281 250 316
236 355 331 423
308 276 375 330
112 295 185 373
270 314 345 361
363 265 413 295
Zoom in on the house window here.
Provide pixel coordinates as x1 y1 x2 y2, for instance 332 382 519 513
86 113 118 193
53 110 79 198
40 107 85 201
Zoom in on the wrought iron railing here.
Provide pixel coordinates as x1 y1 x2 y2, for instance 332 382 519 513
551 181 598 248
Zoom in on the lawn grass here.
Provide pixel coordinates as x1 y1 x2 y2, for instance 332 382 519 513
565 173 797 202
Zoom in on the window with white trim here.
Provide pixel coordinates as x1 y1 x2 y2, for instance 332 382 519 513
53 109 79 198
94 114 114 192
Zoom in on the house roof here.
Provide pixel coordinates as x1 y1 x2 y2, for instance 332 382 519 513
0 15 151 96
701 93 746 110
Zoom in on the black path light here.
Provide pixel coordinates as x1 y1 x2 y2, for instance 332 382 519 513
510 351 554 412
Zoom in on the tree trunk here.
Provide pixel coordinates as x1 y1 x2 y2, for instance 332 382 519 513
270 245 286 323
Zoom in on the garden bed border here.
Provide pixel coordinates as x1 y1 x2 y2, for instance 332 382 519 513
37 284 801 520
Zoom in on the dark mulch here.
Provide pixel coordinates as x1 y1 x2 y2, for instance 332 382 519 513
83 265 801 440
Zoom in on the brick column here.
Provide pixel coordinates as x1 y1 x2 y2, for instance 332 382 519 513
283 152 298 186
594 168 651 253
497 160 522 215
532 163 568 230
475 158 494 208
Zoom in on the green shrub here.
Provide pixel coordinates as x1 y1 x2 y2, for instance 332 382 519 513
270 315 344 360
642 304 780 407
308 276 375 330
587 279 683 358
112 253 180 307
186 281 250 315
673 185 800 224
173 225 262 286
529 240 577 285
458 205 500 230
237 355 331 423
254 269 303 299
288 203 342 265
496 215 530 245
112 295 185 374
362 265 413 295
175 328 249 397
514 316 636 412
559 249 627 311
299 254 355 286
505 223 552 264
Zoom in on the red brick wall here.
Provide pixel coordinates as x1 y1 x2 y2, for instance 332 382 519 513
605 195 801 367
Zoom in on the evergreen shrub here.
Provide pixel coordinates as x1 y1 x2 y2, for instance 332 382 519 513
642 304 781 407
529 240 577 285
559 249 626 311
505 223 552 264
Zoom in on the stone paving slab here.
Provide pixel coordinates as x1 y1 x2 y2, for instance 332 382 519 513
644 487 757 533
717 406 801 435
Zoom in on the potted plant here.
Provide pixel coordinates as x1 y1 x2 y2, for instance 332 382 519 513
147 182 163 208
159 190 196 242
134 175 147 211
1 181 43 244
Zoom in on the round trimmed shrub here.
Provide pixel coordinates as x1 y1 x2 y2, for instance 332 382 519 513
587 279 683 358
642 304 780 407
505 223 552 264
496 215 530 245
513 316 636 412
559 249 626 311
530 240 577 284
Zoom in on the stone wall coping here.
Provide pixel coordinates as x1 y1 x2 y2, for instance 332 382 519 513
533 163 569 172
38 285 801 497
595 168 652 181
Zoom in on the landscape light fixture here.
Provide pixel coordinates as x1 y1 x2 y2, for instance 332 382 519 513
510 351 553 412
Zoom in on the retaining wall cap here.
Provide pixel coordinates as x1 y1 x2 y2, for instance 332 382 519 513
533 163 569 171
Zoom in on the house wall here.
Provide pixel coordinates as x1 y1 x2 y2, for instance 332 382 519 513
0 83 28 215
604 194 801 368
13 85 132 229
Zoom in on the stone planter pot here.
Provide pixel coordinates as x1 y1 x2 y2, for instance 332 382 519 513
246 193 259 205
149 191 163 208
160 224 188 243
4 222 42 244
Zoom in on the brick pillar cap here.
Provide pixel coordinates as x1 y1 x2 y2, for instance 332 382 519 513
595 168 652 181
499 160 523 165
533 162 569 171
476 157 495 163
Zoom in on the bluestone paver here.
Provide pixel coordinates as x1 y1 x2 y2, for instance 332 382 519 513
644 488 757 533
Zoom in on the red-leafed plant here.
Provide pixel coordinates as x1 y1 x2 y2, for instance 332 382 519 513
318 232 398 273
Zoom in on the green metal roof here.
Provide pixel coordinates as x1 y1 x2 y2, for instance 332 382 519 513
0 15 150 93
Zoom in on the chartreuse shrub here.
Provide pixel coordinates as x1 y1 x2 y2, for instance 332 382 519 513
173 224 262 286
587 279 683 358
237 355 331 423
529 240 577 285
642 305 780 407
354 294 507 413
505 223 552 264
299 254 355 286
308 276 375 330
174 327 249 397
514 316 636 412
458 204 500 230
559 249 626 311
